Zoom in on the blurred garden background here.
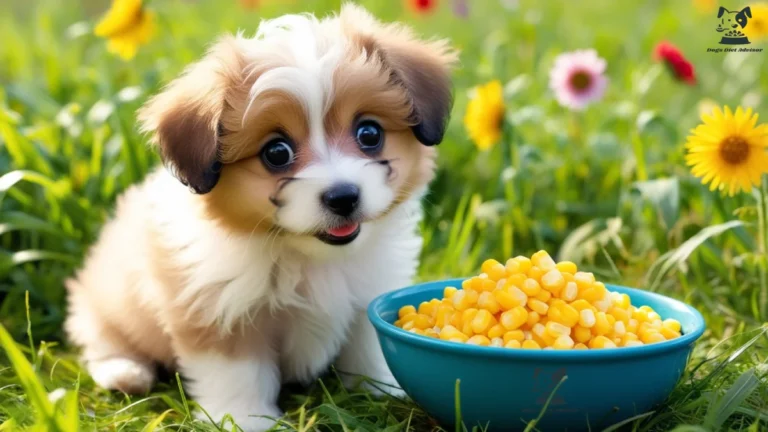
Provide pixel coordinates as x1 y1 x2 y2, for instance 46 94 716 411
1 0 768 430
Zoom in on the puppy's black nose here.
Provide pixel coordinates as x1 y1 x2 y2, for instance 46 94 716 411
321 183 360 216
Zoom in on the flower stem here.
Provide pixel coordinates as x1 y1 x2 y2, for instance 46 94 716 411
758 174 768 321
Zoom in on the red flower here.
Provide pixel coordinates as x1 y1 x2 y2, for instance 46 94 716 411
653 41 696 85
408 0 438 13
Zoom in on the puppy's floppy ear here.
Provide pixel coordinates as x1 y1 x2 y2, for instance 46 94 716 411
739 6 752 18
341 4 458 146
138 36 245 194
718 6 729 18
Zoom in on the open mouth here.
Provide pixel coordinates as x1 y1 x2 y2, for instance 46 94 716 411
315 222 361 246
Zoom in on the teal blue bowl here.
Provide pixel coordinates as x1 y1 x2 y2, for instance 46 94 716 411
368 279 705 431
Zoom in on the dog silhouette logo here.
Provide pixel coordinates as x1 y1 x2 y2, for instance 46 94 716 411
717 6 752 44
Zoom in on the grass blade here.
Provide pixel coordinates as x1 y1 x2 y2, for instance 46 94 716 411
702 368 759 430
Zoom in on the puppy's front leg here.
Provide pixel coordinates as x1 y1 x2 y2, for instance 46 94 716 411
174 330 282 432
336 311 404 397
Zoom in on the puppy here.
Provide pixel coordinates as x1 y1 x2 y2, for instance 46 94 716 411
64 4 455 430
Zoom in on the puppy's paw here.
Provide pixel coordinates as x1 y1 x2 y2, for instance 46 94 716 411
88 357 155 394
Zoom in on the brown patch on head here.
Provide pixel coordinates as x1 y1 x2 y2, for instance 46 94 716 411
339 4 458 146
201 88 310 233
139 35 248 194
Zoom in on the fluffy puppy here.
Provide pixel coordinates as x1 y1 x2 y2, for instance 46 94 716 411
65 4 455 431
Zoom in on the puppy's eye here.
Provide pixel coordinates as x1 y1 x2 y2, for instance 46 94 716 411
261 138 295 171
355 120 384 153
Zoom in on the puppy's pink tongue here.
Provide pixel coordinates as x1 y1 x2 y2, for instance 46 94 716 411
327 223 359 237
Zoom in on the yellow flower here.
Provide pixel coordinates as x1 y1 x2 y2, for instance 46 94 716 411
743 3 768 41
692 0 716 13
685 106 768 196
94 0 156 60
463 80 505 151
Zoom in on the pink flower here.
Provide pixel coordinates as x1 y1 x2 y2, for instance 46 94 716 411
549 49 608 111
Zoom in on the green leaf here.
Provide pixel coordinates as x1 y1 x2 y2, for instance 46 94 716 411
703 368 759 430
634 178 680 230
646 220 744 291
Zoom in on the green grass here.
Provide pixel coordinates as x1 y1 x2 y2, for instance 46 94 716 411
1 0 768 430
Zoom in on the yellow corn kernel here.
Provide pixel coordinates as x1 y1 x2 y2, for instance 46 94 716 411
647 311 662 322
481 279 497 292
504 259 522 275
659 327 681 340
520 278 542 297
500 307 529 330
621 332 639 346
486 324 504 339
526 311 541 328
477 291 501 314
569 299 593 311
553 335 575 350
402 321 415 331
558 304 580 327
461 309 478 335
504 339 522 348
424 328 439 338
452 289 478 311
627 318 639 334
556 261 578 274
573 271 596 290
414 314 435 329
531 250 556 271
481 259 507 282
449 311 463 328
528 298 549 315
624 340 644 347
439 325 464 340
592 312 612 336
609 307 630 324
574 343 588 350
541 269 566 294
633 308 649 323
639 305 654 313
506 273 527 289
561 281 578 302
589 335 617 349
467 335 491 346
535 289 552 302
662 318 682 333
512 256 533 273
503 330 525 343
527 265 544 281
435 306 454 328
398 305 417 319
545 321 571 337
409 328 425 336
615 293 631 309
461 279 473 291
418 301 437 317
471 310 496 335
490 337 504 347
531 323 555 346
394 319 403 327
641 331 666 344
522 340 541 349
613 321 627 337
578 308 596 328
493 289 519 311
573 326 592 343
448 337 467 343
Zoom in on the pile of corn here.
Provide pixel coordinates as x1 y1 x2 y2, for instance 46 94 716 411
395 251 682 350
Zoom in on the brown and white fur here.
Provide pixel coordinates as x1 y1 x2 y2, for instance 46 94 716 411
64 4 455 431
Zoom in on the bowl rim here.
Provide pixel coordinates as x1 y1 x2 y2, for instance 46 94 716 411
368 278 706 360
